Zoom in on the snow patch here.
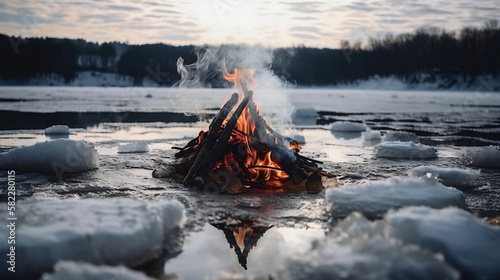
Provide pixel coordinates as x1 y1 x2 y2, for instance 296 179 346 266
387 207 500 280
325 177 465 217
118 141 149 153
41 261 154 280
408 165 480 187
374 141 437 159
279 211 459 280
382 131 420 143
330 121 367 132
463 146 500 168
0 139 99 173
45 125 70 135
0 198 185 279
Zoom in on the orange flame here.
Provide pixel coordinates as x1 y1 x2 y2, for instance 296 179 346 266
219 59 293 188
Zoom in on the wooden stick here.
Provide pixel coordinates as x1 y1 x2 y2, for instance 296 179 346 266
174 134 201 158
209 93 239 131
183 93 239 185
189 90 254 185
297 154 323 165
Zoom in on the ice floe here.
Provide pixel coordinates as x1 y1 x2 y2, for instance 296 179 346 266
330 121 367 132
280 206 500 280
361 130 382 145
279 210 459 280
0 139 99 173
408 165 480 187
118 141 149 153
325 177 466 217
0 198 185 279
463 145 500 168
387 207 500 280
374 141 437 159
382 131 420 143
41 261 154 280
45 125 70 135
361 130 381 141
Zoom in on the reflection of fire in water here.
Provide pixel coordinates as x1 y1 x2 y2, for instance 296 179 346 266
211 217 273 270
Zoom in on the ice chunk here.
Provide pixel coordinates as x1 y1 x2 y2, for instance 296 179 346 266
387 207 500 280
118 141 149 153
0 139 99 173
408 165 480 187
0 198 185 279
361 130 382 145
41 261 154 280
292 108 317 125
45 125 70 135
361 130 381 141
463 145 500 168
330 121 367 132
382 131 420 143
279 212 459 280
374 141 437 159
325 177 465 217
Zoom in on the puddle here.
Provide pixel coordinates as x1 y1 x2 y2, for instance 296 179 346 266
164 218 324 280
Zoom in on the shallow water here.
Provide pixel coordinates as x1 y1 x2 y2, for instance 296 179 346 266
0 87 499 279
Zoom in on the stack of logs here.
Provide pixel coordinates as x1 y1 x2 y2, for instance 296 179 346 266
153 85 337 193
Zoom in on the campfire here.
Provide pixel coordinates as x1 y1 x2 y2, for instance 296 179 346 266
154 61 337 193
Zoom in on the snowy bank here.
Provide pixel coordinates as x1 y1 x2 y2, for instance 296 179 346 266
45 125 70 135
0 198 184 279
118 141 149 153
0 139 98 173
330 121 367 132
463 146 500 168
280 206 500 280
374 141 437 159
279 211 459 280
41 262 154 280
325 177 465 217
387 207 500 280
382 131 419 143
408 165 480 187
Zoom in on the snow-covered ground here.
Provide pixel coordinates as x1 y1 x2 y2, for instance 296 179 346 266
0 87 499 279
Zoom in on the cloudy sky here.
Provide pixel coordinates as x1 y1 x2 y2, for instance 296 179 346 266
0 0 498 48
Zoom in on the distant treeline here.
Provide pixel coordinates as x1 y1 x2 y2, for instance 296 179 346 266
0 20 498 86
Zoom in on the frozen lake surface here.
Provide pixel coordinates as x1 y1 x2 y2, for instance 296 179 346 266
0 87 499 279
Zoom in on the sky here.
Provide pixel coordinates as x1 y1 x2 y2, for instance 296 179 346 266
0 0 498 48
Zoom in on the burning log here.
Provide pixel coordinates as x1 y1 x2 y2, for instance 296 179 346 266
154 64 337 193
188 90 254 186
183 93 239 185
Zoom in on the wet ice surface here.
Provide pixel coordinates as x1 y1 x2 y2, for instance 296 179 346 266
0 87 500 279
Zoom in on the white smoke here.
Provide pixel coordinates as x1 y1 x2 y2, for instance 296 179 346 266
174 45 295 131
